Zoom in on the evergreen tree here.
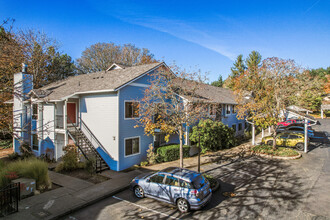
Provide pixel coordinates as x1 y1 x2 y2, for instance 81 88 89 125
231 54 246 77
246 51 262 72
226 54 246 88
211 75 224 87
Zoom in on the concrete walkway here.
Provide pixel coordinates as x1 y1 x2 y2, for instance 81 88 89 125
5 170 144 220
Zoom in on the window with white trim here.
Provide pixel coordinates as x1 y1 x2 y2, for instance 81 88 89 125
226 105 231 114
32 134 38 151
232 105 237 114
125 137 140 156
125 101 139 119
32 104 38 120
238 123 243 131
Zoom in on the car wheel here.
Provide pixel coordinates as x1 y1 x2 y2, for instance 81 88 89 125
295 143 304 151
177 198 190 213
134 186 144 198
267 140 273 146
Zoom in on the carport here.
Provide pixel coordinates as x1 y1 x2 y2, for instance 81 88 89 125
321 104 330 119
286 109 318 153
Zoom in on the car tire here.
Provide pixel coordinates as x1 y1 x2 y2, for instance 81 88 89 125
295 143 304 151
177 198 190 213
134 186 144 198
267 140 273 146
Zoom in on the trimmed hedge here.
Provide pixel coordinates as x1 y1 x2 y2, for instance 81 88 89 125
156 144 190 162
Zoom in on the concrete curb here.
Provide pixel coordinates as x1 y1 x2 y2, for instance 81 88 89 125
254 152 302 160
48 185 130 220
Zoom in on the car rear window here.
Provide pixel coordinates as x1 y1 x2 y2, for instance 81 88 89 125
192 175 207 189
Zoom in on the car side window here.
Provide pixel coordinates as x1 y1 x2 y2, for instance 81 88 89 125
179 179 192 189
165 175 179 186
289 135 300 139
280 134 289 139
149 174 165 184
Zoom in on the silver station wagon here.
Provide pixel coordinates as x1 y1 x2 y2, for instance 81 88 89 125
130 167 212 213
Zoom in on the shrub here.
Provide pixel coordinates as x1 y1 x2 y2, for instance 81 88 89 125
8 152 20 160
19 142 34 159
0 158 51 189
56 145 79 172
146 144 157 165
156 144 190 162
84 157 96 175
140 161 149 166
190 119 236 153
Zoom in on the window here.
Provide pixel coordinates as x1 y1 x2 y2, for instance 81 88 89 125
238 123 242 131
279 133 289 139
289 135 300 139
179 179 192 189
232 105 237 114
232 124 237 132
209 105 216 116
154 133 166 148
125 137 140 156
226 105 231 114
149 174 165 184
165 176 179 186
32 134 38 151
32 104 38 120
125 101 139 119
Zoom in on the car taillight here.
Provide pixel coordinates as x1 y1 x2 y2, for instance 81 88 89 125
191 189 199 197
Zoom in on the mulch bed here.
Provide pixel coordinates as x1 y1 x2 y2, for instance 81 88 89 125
59 169 110 184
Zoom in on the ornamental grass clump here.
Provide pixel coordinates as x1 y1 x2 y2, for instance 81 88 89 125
0 158 51 189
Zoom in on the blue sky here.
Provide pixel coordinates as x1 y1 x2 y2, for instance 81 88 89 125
1 0 329 82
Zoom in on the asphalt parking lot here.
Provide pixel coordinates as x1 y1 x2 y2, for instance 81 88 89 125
63 119 330 220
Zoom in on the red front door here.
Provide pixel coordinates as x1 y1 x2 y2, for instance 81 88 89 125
67 103 76 124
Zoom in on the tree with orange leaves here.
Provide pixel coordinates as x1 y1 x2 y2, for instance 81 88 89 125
233 57 302 148
137 65 208 168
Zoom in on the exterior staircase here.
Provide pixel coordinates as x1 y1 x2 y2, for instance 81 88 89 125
67 118 110 172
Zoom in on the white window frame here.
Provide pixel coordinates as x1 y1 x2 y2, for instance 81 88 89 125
226 104 231 115
232 105 237 114
124 100 140 120
31 133 39 152
232 124 237 132
124 136 140 157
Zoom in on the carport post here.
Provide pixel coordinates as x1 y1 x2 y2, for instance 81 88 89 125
321 109 324 119
262 128 264 138
304 118 308 153
252 123 255 146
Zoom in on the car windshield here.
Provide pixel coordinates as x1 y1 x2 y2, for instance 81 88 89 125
192 175 207 189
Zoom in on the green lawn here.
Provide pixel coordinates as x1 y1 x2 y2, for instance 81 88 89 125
252 145 299 157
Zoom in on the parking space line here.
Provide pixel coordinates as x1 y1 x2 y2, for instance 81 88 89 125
112 196 180 220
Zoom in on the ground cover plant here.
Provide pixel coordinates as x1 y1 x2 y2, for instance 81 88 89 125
252 144 299 157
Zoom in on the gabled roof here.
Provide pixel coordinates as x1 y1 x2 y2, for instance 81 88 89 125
175 80 237 105
286 109 317 122
287 105 313 113
32 62 163 101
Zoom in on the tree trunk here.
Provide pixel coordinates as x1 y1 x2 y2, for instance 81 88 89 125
179 126 184 168
272 125 279 150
